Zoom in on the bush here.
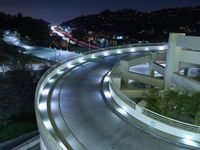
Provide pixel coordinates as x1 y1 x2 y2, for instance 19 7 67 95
145 87 200 125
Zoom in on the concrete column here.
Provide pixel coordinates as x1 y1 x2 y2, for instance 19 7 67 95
164 33 185 88
119 61 129 87
150 69 155 77
149 53 156 77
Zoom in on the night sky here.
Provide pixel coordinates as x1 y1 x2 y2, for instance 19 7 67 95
0 0 199 24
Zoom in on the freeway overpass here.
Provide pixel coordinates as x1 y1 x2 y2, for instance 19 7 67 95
35 43 198 150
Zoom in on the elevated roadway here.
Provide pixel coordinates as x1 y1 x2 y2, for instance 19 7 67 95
36 43 194 150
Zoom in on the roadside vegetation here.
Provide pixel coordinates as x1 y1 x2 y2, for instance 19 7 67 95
145 87 200 126
0 45 48 142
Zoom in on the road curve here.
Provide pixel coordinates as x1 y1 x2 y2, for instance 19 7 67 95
36 43 195 150
46 53 190 150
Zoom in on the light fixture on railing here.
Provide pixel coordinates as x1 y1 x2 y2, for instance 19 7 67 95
57 70 64 75
104 91 112 98
104 52 109 56
130 48 136 52
144 47 149 51
104 76 110 82
117 50 122 54
116 107 128 116
48 78 55 83
78 58 85 63
38 102 47 111
67 63 74 68
91 54 96 59
158 46 165 51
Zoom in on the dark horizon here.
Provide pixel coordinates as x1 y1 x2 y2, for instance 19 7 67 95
0 0 200 24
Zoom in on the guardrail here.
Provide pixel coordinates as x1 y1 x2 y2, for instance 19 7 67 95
109 77 136 109
109 53 200 134
12 135 40 150
87 42 167 54
143 108 200 133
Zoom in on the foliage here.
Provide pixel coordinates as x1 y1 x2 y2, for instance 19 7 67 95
0 51 48 142
145 87 200 125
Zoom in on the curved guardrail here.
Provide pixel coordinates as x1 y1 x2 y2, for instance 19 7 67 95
109 69 200 134
35 43 167 150
142 108 200 133
109 77 136 109
108 50 200 147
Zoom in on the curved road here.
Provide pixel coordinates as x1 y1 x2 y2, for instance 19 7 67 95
49 53 190 150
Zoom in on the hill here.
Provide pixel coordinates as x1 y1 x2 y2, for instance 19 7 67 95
61 6 200 42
